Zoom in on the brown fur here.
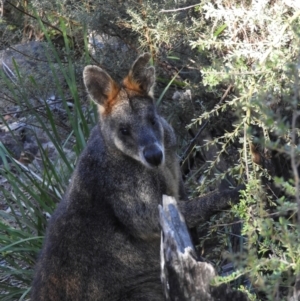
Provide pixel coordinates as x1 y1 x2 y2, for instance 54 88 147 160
31 53 240 301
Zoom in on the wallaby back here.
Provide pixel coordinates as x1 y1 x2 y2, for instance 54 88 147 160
31 53 182 301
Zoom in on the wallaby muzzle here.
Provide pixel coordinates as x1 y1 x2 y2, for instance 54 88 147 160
143 144 163 166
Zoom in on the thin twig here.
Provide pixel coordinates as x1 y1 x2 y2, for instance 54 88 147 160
6 1 64 36
243 123 249 181
180 121 208 162
159 4 200 13
181 84 233 163
213 210 295 229
2 62 17 85
291 56 300 223
218 85 233 105
0 42 68 64
1 99 73 117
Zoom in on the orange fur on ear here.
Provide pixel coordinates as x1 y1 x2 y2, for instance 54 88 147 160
122 53 155 96
83 65 121 115
123 72 144 94
102 80 121 115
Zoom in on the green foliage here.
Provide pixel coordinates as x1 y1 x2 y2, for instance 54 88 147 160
0 14 97 298
187 1 300 300
230 179 300 300
1 0 300 300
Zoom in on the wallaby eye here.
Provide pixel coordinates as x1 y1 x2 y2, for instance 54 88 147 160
120 127 130 136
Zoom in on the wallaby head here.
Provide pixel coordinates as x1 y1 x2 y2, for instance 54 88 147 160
83 53 165 168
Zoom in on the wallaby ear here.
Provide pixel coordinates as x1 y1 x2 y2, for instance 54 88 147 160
83 65 120 112
123 53 155 96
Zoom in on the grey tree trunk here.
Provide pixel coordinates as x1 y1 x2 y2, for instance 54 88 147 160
159 195 249 301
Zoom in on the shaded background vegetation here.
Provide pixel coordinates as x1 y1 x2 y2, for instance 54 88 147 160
0 0 300 300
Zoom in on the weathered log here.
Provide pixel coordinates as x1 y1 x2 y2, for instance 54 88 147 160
159 195 249 301
159 195 216 301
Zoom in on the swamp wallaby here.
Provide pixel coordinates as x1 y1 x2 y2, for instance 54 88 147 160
31 53 241 301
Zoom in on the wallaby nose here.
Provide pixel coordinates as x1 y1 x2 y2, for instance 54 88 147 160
143 144 163 166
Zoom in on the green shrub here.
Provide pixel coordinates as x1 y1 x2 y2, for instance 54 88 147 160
0 15 97 298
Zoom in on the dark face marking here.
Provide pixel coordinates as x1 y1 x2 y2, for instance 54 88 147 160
102 94 164 168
